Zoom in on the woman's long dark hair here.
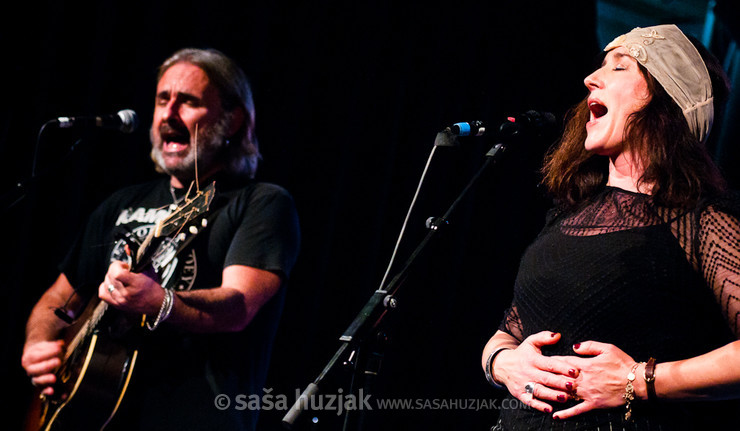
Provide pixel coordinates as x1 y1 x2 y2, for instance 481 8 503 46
542 37 730 208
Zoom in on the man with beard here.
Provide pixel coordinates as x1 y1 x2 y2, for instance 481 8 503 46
21 48 300 431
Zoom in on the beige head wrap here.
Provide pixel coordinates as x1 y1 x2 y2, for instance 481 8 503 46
604 24 713 143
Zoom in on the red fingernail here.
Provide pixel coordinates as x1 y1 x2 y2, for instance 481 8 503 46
569 368 578 377
557 395 566 402
544 407 551 413
573 343 581 350
566 382 573 391
551 332 557 337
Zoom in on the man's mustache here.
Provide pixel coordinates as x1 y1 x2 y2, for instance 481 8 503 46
159 121 189 138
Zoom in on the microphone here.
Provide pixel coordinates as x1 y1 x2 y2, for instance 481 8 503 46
55 109 139 133
447 110 556 138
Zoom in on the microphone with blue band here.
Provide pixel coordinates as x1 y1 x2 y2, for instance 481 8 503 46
446 111 556 138
450 120 486 137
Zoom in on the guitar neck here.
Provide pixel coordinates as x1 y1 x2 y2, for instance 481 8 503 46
63 182 216 360
65 300 109 361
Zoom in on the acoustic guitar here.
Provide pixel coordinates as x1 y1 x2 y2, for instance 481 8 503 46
25 182 215 431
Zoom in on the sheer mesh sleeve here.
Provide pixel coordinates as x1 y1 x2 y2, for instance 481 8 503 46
498 304 524 342
698 200 740 338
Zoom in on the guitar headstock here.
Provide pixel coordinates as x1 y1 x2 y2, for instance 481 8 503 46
155 181 216 238
132 181 216 273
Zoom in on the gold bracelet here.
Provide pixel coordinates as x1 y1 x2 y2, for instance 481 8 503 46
623 362 643 421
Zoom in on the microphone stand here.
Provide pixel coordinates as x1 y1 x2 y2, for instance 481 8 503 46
1 121 81 214
282 131 511 430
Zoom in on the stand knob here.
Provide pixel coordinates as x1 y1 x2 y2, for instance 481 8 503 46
425 216 448 230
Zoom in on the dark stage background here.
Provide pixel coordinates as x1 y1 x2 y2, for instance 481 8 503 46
2 1 738 430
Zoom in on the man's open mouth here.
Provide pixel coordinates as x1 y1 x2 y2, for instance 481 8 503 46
160 125 190 152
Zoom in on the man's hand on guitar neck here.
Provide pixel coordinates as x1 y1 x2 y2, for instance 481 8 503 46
99 261 166 316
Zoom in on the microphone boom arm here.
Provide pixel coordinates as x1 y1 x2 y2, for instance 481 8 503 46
282 135 511 429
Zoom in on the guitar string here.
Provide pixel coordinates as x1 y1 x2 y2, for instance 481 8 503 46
167 122 201 206
194 122 200 193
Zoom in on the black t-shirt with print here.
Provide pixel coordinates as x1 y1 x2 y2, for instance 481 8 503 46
61 175 300 431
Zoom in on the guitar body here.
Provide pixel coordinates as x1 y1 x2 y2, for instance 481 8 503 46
27 299 140 431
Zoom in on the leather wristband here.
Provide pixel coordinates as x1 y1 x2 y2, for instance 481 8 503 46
644 357 657 401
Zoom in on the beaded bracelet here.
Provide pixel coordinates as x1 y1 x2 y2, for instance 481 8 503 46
484 347 511 388
147 288 174 331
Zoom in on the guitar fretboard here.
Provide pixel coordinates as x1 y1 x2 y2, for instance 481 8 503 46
65 301 108 361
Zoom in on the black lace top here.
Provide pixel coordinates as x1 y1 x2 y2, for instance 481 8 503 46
497 187 740 430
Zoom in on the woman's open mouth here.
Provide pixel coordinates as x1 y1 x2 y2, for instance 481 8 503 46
589 101 608 120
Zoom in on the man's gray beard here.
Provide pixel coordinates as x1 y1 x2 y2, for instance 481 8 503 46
150 118 230 183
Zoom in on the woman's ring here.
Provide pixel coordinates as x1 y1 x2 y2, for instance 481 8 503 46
524 382 536 394
107 283 115 293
